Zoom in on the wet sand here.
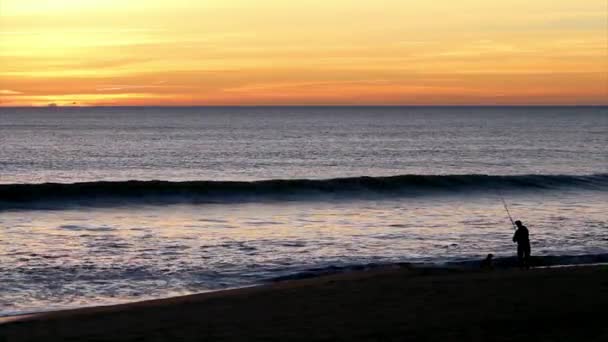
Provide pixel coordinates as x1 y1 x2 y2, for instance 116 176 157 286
2 265 608 341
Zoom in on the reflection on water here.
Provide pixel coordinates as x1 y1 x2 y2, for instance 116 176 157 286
1 191 606 316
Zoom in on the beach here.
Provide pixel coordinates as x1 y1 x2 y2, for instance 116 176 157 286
2 107 607 317
2 0 606 338
1 107 606 340
2 265 607 341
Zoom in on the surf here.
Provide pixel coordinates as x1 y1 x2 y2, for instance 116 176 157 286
1 173 606 210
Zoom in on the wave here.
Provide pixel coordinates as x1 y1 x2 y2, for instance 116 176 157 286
267 253 608 282
1 174 606 210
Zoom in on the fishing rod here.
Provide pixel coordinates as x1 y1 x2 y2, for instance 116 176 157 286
499 194 517 230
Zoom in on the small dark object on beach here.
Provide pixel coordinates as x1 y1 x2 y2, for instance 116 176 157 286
481 253 494 270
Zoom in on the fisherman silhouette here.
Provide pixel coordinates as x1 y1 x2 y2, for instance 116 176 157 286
512 220 531 269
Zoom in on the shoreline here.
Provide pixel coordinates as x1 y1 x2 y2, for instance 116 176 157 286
0 285 260 324
3 264 608 341
3 254 608 322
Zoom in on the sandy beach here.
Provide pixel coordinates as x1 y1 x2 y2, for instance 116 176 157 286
3 0 606 340
2 265 607 341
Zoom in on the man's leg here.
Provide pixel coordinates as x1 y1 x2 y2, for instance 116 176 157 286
524 244 531 269
517 245 524 268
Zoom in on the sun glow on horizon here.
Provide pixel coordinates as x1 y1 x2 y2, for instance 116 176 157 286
1 0 607 106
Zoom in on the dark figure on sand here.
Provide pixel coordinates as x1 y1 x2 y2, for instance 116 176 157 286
513 220 531 269
481 253 494 270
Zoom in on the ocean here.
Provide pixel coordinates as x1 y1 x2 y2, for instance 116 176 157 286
1 106 607 316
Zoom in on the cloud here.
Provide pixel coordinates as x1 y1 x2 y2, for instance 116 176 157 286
96 81 169 92
0 89 23 95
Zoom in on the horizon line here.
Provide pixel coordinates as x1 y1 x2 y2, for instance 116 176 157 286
1 104 607 109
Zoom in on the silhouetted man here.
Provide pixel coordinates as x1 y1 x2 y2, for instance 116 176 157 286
512 220 531 269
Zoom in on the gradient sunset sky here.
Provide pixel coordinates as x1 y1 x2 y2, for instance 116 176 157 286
1 0 607 106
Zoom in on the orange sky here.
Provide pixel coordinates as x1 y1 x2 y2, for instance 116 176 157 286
1 0 607 106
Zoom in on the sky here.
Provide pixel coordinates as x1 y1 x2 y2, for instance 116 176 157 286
1 0 607 106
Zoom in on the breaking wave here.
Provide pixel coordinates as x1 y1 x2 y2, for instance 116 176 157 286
1 174 606 209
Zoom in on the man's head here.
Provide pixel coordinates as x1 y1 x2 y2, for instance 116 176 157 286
515 220 523 228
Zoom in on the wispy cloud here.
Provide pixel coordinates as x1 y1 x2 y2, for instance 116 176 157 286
0 28 164 36
96 81 169 91
0 89 23 95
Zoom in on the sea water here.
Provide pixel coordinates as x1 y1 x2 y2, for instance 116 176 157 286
0 106 606 316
